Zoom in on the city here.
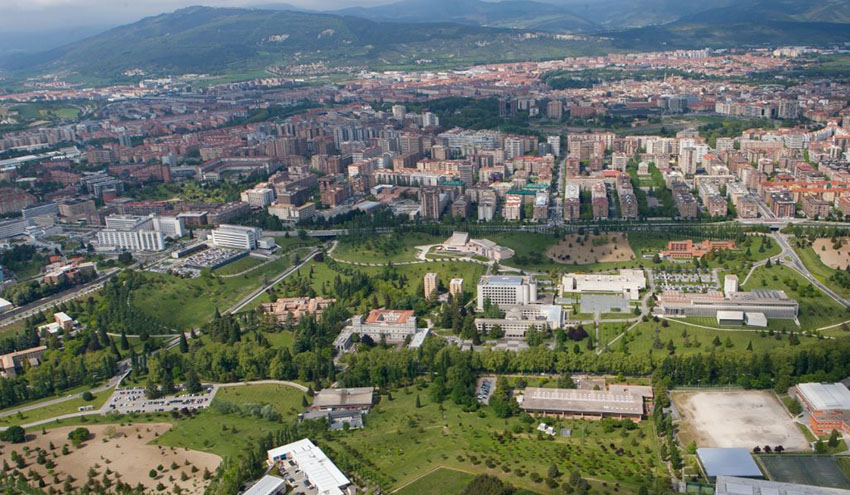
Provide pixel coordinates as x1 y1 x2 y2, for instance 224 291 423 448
1 1 850 495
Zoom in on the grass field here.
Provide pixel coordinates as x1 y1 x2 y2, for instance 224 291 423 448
323 387 661 495
742 265 849 330
213 384 308 416
332 233 444 263
212 256 265 276
0 390 110 427
612 318 825 358
133 254 293 329
0 384 102 418
395 467 475 495
759 455 850 489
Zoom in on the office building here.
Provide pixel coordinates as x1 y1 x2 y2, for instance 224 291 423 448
560 269 646 300
334 309 419 351
0 218 29 239
240 186 275 207
475 304 565 339
260 297 336 324
0 345 47 378
419 186 443 219
210 224 262 250
477 275 537 310
657 289 798 320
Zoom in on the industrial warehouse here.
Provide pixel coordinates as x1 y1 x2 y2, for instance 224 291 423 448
517 386 651 420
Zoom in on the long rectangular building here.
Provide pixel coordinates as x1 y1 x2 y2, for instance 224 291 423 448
518 387 645 420
794 382 850 435
657 289 798 320
477 275 537 310
266 439 351 495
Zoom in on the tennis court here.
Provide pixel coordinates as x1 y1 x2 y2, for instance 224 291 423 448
758 455 850 489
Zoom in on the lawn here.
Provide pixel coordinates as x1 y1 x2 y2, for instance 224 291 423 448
274 235 322 250
616 318 825 358
212 255 266 276
332 233 445 264
132 255 293 329
395 467 475 495
485 232 561 271
742 264 850 331
0 390 110 427
323 387 661 495
213 384 309 417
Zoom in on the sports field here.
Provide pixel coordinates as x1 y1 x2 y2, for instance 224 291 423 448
759 455 850 488
673 391 808 451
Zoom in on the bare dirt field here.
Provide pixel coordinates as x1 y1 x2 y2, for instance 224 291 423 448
546 233 635 265
813 237 850 270
0 423 220 494
673 390 809 451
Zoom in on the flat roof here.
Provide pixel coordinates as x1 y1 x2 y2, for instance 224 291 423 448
312 387 374 409
716 476 850 495
267 439 350 495
519 387 644 416
717 311 744 321
480 275 524 286
797 383 850 411
242 475 286 495
697 448 763 479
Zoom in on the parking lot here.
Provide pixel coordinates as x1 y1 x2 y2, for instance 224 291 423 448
277 460 318 495
651 270 719 292
476 378 493 404
105 386 215 414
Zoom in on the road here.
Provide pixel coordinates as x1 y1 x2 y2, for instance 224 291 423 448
773 232 850 307
0 269 120 328
226 247 322 314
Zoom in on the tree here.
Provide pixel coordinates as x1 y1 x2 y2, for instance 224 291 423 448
547 464 560 479
120 330 130 351
67 427 91 447
815 439 827 454
185 368 202 394
415 394 421 408
828 429 840 448
0 425 25 443
461 474 515 495
179 332 189 353
81 391 94 401
149 469 158 479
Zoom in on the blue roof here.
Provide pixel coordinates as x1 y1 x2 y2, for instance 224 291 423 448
697 448 763 479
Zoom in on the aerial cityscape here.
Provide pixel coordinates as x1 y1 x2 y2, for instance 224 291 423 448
1 1 850 494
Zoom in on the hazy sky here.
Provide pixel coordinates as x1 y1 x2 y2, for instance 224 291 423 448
0 0 392 31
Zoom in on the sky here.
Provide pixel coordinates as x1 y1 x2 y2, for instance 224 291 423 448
0 0 393 32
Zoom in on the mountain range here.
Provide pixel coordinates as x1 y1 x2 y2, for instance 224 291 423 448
1 0 850 85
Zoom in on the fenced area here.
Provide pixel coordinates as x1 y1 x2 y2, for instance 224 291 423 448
758 455 850 489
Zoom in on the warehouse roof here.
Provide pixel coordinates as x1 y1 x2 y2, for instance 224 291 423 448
715 476 850 495
518 387 644 416
312 387 374 409
267 439 350 495
242 475 286 495
697 448 763 479
797 383 850 411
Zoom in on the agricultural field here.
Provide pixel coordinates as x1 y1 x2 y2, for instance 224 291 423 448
323 387 662 495
742 264 849 330
132 254 294 329
0 424 220 494
331 233 445 264
673 391 808 451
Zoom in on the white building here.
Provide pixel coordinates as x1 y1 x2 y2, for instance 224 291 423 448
334 309 418 351
475 304 565 339
266 439 352 495
240 186 275 207
0 297 12 314
210 224 262 250
97 229 165 252
560 269 646 300
477 275 537 310
450 278 464 298
98 214 184 252
724 274 739 297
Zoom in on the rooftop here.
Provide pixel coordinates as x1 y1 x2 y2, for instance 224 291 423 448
312 387 374 409
697 448 763 479
715 476 850 495
797 383 850 411
364 309 414 324
479 275 525 286
267 438 350 495
242 475 287 495
519 387 644 416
